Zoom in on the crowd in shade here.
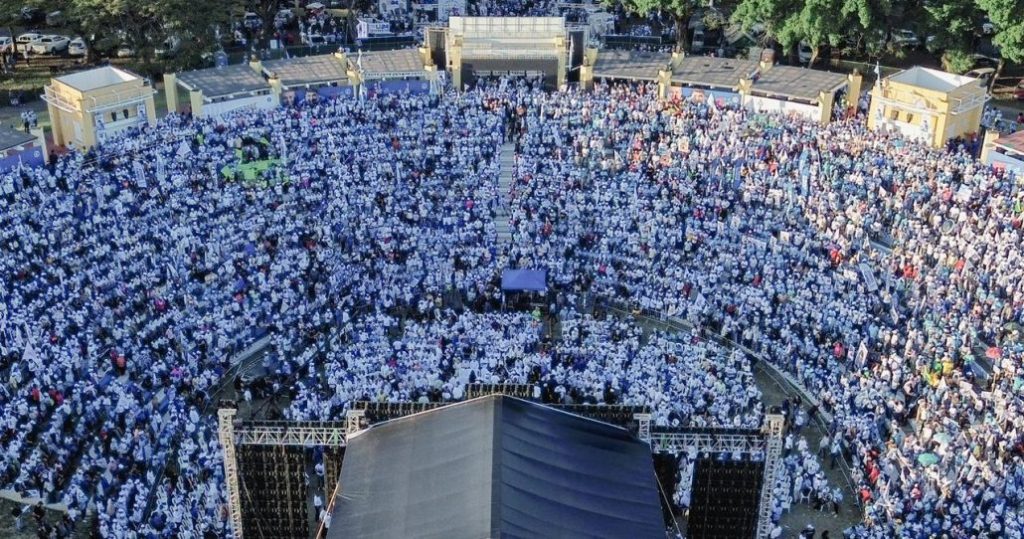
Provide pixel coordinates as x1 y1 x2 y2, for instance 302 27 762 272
466 0 562 18
286 309 762 430
0 68 1022 539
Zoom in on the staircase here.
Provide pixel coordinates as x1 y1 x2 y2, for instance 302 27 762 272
494 143 516 249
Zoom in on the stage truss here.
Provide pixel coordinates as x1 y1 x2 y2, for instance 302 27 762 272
218 391 783 539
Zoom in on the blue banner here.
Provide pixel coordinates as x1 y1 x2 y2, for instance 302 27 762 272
0 146 44 173
374 80 430 96
318 85 354 100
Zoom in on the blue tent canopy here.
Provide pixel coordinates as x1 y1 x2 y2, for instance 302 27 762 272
501 269 547 292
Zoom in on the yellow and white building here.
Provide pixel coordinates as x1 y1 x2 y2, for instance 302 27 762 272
868 66 987 148
42 66 157 150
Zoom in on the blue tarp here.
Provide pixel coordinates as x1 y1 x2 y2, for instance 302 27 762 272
318 85 353 100
501 269 547 292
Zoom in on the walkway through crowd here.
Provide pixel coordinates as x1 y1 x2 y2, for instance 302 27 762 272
495 142 516 249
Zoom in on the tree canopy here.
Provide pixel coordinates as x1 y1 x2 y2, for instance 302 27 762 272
606 0 1022 71
1 0 1020 72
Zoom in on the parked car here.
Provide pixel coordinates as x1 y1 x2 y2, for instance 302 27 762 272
965 67 995 86
798 41 813 64
31 35 70 54
892 29 921 48
243 12 262 30
0 36 12 53
155 36 181 58
971 53 1000 69
691 27 705 52
68 37 87 56
275 8 295 25
19 7 43 23
115 44 134 58
16 32 43 46
46 10 64 26
981 18 995 35
302 32 330 46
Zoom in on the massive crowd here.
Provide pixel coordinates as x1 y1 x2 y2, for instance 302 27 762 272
0 63 1022 539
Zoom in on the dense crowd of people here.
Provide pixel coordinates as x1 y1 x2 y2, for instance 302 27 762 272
497 80 1024 537
1 65 1023 539
286 309 762 430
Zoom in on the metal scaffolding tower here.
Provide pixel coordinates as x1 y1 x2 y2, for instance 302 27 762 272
346 409 365 437
756 414 786 539
646 414 784 539
648 430 767 455
218 407 244 539
634 413 652 445
232 421 347 447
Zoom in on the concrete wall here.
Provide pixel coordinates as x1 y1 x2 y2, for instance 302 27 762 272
202 93 279 118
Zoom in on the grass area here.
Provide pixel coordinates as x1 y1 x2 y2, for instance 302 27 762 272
221 158 287 187
0 70 52 93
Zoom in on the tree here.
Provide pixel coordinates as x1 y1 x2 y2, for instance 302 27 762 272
924 0 984 72
977 0 1024 63
940 49 976 73
732 0 874 64
2 0 234 71
730 0 799 49
976 0 1024 91
775 0 850 65
602 0 712 50
245 0 286 50
0 11 18 56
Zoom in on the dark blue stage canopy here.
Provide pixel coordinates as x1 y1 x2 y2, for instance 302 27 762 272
328 395 664 539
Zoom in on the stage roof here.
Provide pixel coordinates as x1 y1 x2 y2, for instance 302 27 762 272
0 125 36 151
54 66 140 92
750 66 847 102
262 54 349 89
354 49 425 77
177 64 270 99
328 395 664 539
889 66 978 93
995 131 1024 156
671 56 759 90
593 50 671 82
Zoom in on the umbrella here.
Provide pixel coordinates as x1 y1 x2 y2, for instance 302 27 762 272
917 453 940 466
306 2 325 9
986 346 1002 360
932 433 952 446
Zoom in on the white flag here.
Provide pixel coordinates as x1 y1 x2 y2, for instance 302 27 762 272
156 154 166 183
177 140 192 158
856 341 869 370
22 330 40 369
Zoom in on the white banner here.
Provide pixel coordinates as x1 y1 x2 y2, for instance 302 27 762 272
203 94 279 118
859 262 878 292
743 95 820 121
